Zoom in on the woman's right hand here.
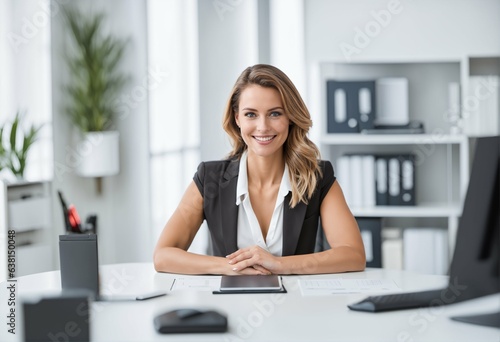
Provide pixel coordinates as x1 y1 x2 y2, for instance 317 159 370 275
224 261 272 275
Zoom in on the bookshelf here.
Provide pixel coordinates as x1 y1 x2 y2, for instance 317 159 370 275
312 57 496 259
320 133 470 209
321 134 468 261
1 181 55 280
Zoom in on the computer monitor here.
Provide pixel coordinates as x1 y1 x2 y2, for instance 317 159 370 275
448 135 500 326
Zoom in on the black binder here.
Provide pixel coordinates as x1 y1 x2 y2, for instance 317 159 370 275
375 156 389 206
386 154 416 206
356 217 382 268
400 154 416 206
326 80 376 133
387 156 402 206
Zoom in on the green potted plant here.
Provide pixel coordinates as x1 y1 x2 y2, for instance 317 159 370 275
63 7 129 179
1 111 41 180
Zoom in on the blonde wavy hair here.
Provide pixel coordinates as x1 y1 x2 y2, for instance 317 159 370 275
222 64 322 208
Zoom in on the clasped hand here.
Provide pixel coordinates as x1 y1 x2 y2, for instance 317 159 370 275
226 245 280 275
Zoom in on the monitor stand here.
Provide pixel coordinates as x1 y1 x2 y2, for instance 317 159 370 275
450 311 500 328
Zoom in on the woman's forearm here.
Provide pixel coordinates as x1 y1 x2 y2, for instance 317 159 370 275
154 247 227 275
279 246 366 275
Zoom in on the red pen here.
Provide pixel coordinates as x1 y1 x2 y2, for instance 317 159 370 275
68 205 82 232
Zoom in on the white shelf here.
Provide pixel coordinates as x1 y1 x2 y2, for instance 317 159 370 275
1 181 54 279
351 203 462 218
8 197 51 232
321 134 468 145
313 57 487 259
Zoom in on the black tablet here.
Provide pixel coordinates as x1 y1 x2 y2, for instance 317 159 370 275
220 275 282 292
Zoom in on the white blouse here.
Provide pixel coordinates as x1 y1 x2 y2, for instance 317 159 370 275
236 151 292 256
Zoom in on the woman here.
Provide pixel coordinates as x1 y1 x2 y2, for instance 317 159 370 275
154 64 365 275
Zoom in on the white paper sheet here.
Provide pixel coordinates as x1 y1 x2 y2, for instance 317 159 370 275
170 276 221 291
299 278 401 296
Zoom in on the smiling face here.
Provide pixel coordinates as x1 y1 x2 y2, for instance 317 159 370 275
235 85 290 160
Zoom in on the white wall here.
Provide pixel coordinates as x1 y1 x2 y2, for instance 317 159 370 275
305 0 500 62
0 0 15 121
269 0 306 96
197 0 259 161
51 0 150 265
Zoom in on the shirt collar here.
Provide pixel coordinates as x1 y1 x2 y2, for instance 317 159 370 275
279 163 292 200
235 151 292 205
236 152 249 205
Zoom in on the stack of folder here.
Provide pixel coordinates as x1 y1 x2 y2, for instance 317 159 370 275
336 154 416 208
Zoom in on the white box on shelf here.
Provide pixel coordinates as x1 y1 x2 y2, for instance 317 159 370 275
382 228 403 270
463 76 500 137
8 197 51 231
375 78 409 126
403 228 448 275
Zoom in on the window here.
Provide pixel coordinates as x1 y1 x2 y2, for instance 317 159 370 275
0 0 53 181
147 0 208 253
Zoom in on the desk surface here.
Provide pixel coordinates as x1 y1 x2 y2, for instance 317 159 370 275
1 263 499 341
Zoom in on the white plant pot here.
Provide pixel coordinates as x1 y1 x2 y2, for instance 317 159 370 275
76 131 120 177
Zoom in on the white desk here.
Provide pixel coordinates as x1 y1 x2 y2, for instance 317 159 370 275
1 263 499 341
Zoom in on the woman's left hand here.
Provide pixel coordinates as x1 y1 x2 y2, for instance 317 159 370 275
226 246 282 274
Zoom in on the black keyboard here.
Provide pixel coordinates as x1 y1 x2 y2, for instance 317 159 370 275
348 289 444 312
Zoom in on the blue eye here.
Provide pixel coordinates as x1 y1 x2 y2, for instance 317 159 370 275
244 112 256 118
270 111 282 117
